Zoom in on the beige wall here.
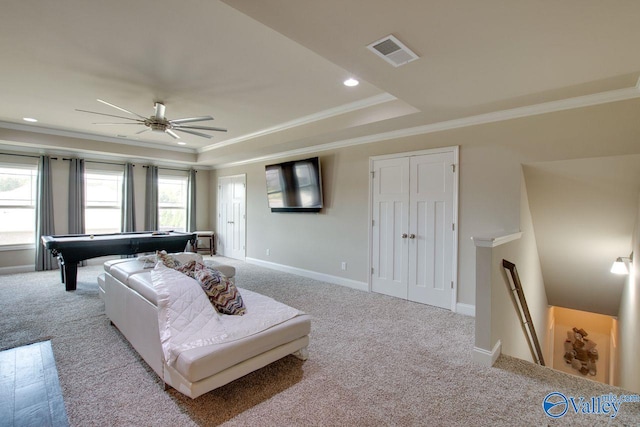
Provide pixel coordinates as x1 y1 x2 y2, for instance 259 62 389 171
616 194 640 393
212 98 640 308
489 174 548 362
4 97 640 313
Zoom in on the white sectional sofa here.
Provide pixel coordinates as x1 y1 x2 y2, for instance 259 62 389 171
97 254 311 399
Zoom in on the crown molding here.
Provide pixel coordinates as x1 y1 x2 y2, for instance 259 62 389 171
213 80 640 169
199 93 397 153
0 120 196 154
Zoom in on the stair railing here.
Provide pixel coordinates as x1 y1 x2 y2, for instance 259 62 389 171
502 259 545 366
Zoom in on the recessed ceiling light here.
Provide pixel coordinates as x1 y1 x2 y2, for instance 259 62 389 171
177 142 186 146
23 117 38 122
343 78 359 87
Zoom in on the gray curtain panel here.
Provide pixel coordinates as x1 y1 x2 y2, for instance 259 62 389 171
187 169 196 232
68 158 85 235
35 156 56 271
68 158 86 266
121 162 136 232
144 165 158 231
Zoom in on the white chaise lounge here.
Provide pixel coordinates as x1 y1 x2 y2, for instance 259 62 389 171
97 254 311 399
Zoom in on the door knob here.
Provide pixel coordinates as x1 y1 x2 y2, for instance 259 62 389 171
409 234 416 239
401 233 408 239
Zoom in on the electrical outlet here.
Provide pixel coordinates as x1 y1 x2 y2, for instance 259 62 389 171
266 249 270 256
341 262 347 271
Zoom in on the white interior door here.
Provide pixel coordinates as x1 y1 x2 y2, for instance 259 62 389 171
371 157 410 299
217 175 246 260
370 148 457 310
407 152 454 309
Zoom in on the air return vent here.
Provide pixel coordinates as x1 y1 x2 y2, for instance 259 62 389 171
367 35 419 67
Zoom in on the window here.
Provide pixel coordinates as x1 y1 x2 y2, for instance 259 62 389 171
85 170 123 234
0 165 37 246
158 175 188 232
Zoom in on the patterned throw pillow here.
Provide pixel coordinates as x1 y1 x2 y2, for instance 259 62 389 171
156 250 181 269
194 263 246 316
174 259 198 278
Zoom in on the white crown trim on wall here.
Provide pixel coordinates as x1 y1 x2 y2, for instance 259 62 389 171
199 93 397 153
217 79 640 168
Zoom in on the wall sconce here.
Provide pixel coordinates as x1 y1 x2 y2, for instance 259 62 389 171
610 256 632 275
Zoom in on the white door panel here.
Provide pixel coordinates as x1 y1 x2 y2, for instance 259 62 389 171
371 158 409 299
217 175 246 260
408 153 454 308
371 150 456 310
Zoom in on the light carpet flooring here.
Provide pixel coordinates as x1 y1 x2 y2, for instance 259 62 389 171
0 257 638 426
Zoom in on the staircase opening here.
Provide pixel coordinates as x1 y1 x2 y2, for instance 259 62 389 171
548 306 617 386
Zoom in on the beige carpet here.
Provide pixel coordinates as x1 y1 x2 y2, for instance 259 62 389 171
0 258 638 426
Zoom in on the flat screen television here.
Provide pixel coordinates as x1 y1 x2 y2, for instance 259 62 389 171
265 157 323 212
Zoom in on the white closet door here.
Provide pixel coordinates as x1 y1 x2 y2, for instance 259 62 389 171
371 157 410 299
370 149 456 310
407 152 454 309
217 175 246 260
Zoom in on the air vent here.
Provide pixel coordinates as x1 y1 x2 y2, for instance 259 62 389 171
367 35 419 67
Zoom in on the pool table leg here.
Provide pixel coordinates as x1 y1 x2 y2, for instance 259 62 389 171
60 259 78 291
65 263 78 291
57 256 65 284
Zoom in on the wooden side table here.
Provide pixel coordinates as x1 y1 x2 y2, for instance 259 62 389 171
194 231 215 256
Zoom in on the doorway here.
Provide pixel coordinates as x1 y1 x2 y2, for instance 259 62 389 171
217 174 246 260
369 147 458 310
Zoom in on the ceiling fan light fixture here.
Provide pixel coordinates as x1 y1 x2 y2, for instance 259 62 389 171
149 123 166 132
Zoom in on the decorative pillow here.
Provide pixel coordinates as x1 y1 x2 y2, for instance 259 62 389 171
137 253 158 269
171 252 204 265
140 252 204 269
194 264 246 316
157 250 181 269
174 259 199 278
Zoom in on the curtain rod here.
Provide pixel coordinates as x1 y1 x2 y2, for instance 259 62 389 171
62 158 134 167
1 153 197 172
0 152 58 160
143 165 196 172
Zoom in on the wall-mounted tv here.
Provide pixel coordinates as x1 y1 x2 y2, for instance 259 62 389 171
265 157 323 212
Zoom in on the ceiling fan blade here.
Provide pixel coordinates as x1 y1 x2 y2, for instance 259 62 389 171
165 129 181 139
173 124 227 132
97 99 148 120
92 122 145 125
174 128 213 139
76 109 145 122
170 116 214 124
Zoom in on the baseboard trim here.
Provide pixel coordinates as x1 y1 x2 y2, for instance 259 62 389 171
245 257 368 292
0 264 35 275
472 340 502 367
456 303 475 317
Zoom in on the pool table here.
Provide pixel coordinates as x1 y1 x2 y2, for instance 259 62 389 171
42 231 196 291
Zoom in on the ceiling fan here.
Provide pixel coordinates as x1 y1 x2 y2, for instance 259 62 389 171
76 99 227 139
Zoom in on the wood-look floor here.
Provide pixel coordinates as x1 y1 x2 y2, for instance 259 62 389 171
0 341 68 427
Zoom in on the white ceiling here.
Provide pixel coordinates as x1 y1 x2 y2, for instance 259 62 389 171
1 0 640 316
1 0 640 166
